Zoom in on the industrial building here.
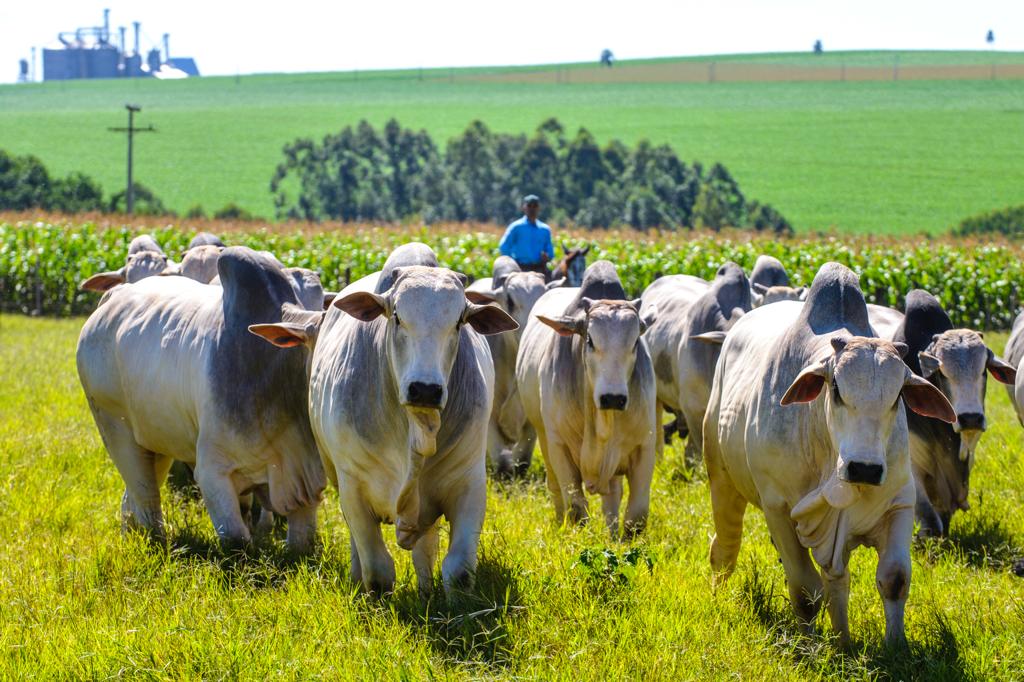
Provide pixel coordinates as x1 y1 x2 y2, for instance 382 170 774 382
35 9 199 81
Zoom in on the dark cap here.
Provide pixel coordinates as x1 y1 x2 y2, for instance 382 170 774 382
522 194 540 205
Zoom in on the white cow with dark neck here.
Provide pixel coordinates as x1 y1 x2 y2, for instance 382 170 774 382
77 247 326 552
702 262 955 646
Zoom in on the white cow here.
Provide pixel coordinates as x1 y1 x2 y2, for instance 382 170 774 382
466 256 547 477
641 262 752 462
77 247 326 552
702 262 955 646
517 261 658 537
258 243 517 596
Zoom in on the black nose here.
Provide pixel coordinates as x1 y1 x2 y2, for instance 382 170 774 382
957 413 985 431
845 461 884 486
599 394 628 411
407 382 444 408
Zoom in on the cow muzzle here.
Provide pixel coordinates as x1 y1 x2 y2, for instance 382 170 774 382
840 460 885 486
405 381 445 409
598 393 628 411
954 412 986 433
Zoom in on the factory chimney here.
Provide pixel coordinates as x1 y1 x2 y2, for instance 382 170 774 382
163 33 170 63
119 26 126 54
133 21 140 55
103 9 110 43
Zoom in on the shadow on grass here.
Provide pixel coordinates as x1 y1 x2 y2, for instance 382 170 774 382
364 545 526 672
739 562 970 681
921 504 1024 574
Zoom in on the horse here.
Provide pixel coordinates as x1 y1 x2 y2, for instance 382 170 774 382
548 243 590 287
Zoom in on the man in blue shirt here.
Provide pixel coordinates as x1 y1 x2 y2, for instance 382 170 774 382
499 194 555 277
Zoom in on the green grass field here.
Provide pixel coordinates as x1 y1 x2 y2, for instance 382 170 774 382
2 312 1022 679
1 50 1023 234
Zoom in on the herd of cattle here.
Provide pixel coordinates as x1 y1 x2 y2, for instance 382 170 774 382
75 233 1024 646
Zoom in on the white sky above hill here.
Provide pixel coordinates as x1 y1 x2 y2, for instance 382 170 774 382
2 0 1022 83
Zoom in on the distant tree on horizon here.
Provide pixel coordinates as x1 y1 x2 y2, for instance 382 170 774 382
813 39 823 54
986 30 995 47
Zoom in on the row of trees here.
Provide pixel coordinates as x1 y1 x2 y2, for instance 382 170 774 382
271 118 792 234
953 205 1024 239
0 150 250 219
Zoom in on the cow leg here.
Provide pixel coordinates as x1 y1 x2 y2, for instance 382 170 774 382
913 475 943 538
875 507 913 647
337 478 394 595
548 439 587 525
601 476 623 537
656 402 667 457
285 502 319 555
705 441 747 585
442 474 486 595
763 506 823 631
510 423 537 477
535 425 565 523
681 409 703 466
821 567 852 648
623 442 655 539
193 452 250 550
93 409 166 542
487 419 513 479
348 535 362 586
412 523 440 597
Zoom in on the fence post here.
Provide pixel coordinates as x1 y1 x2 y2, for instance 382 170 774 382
344 266 351 287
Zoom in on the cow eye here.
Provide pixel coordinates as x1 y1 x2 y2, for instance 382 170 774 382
586 334 595 350
507 299 516 313
831 377 842 405
394 313 402 327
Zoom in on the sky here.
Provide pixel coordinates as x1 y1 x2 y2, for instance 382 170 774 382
2 0 1022 83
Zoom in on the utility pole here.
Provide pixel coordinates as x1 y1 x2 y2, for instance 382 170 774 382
108 104 155 215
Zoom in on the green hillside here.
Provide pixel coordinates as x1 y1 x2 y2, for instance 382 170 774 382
1 50 1023 234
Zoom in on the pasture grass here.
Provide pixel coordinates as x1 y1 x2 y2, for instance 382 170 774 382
1 51 1023 235
1 313 1023 679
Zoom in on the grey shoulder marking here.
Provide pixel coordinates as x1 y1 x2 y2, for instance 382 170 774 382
797 262 871 336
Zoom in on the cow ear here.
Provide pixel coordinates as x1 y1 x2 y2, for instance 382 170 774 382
322 291 337 310
692 331 727 345
902 371 956 423
249 322 314 348
545 278 565 291
639 303 657 335
463 303 517 335
80 268 126 292
781 362 827 405
986 350 1017 385
537 314 585 337
918 351 941 378
465 290 499 305
752 283 770 295
892 342 909 359
333 291 389 321
452 272 469 287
